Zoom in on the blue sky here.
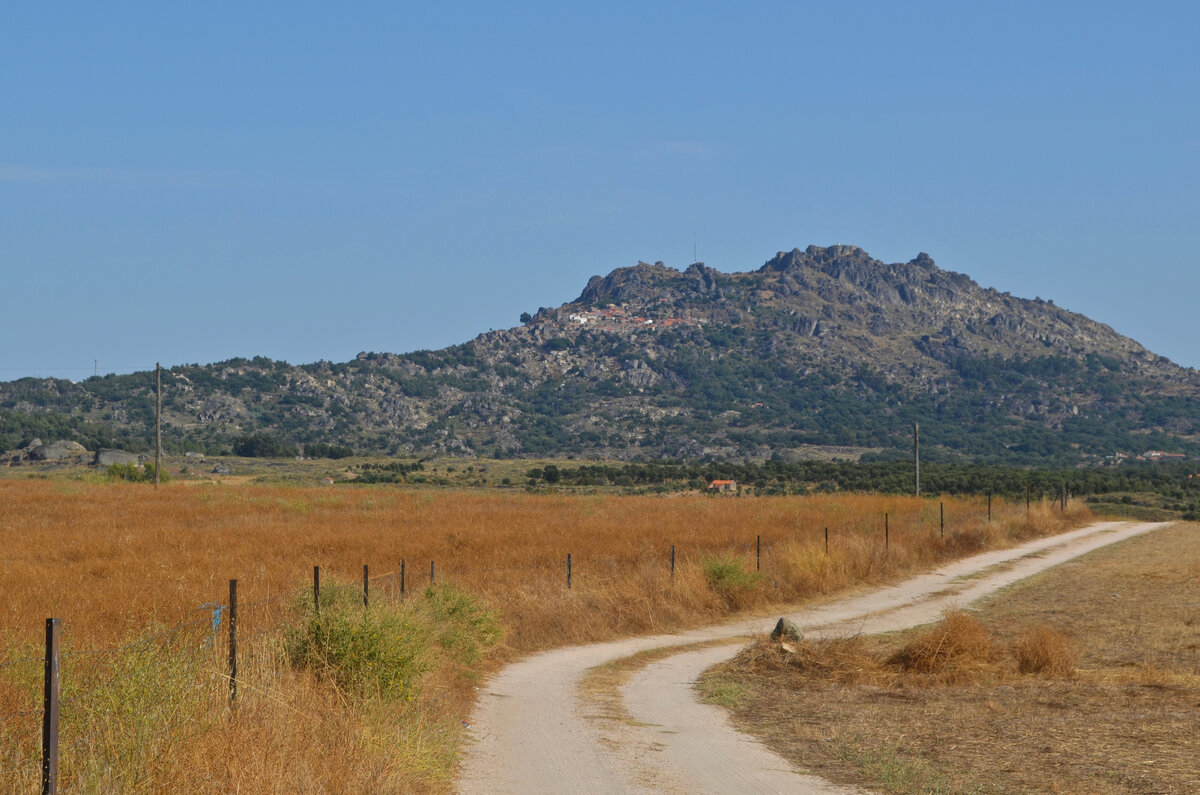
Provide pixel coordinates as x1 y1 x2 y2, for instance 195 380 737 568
2 2 1197 379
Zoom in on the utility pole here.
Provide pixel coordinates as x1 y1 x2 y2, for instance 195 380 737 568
914 422 920 497
155 363 162 487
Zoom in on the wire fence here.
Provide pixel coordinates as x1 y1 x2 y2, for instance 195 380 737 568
0 557 454 793
0 495 1071 792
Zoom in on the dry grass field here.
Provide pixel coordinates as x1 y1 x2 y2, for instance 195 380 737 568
0 479 1092 792
704 522 1200 794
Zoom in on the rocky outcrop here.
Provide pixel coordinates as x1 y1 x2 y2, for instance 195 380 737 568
28 441 87 461
577 261 691 305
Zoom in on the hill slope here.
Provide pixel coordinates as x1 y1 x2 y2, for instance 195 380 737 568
4 245 1198 465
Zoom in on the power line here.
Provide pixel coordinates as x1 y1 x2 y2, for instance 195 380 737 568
0 365 156 374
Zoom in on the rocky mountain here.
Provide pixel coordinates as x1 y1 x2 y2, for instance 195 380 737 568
4 245 1199 465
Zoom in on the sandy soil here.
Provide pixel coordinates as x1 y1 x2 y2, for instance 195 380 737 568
457 521 1165 794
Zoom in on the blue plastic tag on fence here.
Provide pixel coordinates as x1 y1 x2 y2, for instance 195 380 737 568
198 603 224 635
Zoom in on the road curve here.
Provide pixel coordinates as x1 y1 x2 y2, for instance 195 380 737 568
458 521 1166 794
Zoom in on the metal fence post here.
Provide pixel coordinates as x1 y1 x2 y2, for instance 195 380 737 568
42 617 60 795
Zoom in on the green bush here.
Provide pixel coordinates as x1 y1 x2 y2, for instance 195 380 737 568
283 581 502 702
702 552 762 603
284 583 429 701
304 442 354 459
423 583 503 667
105 462 169 483
232 432 297 458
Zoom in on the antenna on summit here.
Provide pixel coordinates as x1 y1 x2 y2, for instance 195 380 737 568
693 233 697 264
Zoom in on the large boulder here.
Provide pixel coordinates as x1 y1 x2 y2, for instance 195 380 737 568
28 441 87 461
95 449 140 467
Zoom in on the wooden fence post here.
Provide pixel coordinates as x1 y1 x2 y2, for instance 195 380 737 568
228 580 238 709
567 553 572 589
824 527 829 556
756 535 761 571
940 502 944 538
885 513 889 551
913 421 920 496
987 493 992 522
363 565 369 608
400 559 405 598
313 566 320 614
41 617 60 795
430 560 435 586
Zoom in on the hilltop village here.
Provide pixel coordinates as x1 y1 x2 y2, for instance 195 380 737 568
563 302 704 332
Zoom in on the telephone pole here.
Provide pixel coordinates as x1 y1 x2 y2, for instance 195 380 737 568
914 421 920 497
155 363 162 487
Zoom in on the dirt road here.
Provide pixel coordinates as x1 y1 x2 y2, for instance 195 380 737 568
457 521 1165 794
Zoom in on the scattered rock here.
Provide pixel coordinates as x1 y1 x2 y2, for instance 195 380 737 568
770 617 803 642
212 463 232 475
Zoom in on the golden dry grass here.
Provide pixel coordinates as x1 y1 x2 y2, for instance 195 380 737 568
0 480 1092 792
1012 624 1077 676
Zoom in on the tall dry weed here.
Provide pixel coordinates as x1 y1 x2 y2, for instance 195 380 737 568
1012 625 1077 676
887 610 995 675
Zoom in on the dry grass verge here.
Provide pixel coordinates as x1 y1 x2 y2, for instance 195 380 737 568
703 522 1200 794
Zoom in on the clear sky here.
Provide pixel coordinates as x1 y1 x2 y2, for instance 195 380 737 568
2 2 1197 380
